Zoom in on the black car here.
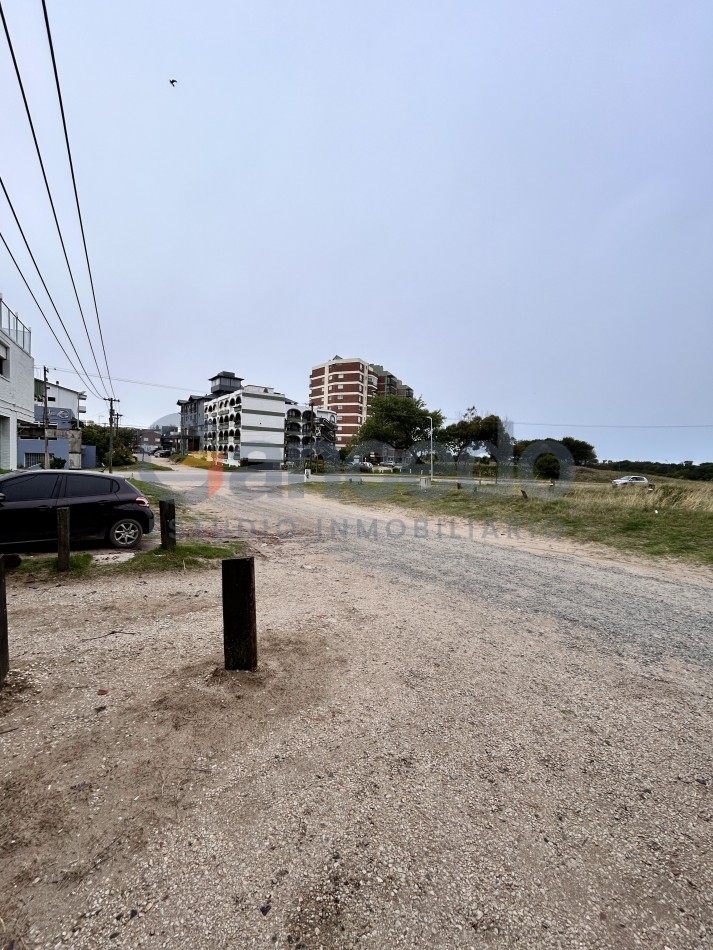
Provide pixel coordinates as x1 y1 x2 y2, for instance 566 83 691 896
0 470 155 549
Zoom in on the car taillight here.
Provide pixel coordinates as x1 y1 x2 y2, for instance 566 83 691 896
135 495 150 507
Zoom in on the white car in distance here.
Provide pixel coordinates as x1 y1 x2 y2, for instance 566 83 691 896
612 475 649 487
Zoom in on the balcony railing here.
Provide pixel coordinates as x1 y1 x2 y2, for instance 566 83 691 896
0 298 31 353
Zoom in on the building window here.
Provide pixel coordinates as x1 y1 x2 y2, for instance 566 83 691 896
0 342 7 377
338 373 344 379
337 384 343 389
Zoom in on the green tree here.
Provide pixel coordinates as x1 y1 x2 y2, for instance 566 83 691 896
355 396 443 452
514 436 597 467
440 407 482 470
80 424 136 466
560 437 597 465
441 411 511 466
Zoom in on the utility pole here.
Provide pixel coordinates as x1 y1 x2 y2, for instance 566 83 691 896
43 366 50 469
107 397 114 473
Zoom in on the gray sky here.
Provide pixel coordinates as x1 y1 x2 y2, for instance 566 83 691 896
1 1 711 462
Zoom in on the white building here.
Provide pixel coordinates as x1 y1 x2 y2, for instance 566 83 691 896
0 295 34 470
284 402 337 465
35 378 87 423
203 380 287 468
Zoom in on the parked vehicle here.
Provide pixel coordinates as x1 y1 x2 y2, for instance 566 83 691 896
0 470 154 548
611 475 649 487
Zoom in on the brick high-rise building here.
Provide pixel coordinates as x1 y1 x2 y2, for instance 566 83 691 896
369 364 414 400
309 356 414 448
309 356 375 447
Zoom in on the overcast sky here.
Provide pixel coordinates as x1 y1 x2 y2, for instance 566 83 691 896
1 1 711 462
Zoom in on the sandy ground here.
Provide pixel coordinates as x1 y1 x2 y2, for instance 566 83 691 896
1 476 712 949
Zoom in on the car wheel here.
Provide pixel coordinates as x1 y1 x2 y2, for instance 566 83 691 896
108 518 143 548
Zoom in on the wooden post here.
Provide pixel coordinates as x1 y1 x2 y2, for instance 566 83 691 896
159 499 177 550
222 556 257 671
57 507 70 572
0 556 8 686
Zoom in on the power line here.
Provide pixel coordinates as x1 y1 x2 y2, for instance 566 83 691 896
512 422 713 430
0 0 110 399
48 366 206 392
40 0 115 399
0 229 103 398
0 180 103 399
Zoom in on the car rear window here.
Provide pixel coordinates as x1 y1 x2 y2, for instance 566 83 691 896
0 473 61 502
63 475 120 498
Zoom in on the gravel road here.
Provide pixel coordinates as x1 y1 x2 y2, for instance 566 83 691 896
1 470 711 949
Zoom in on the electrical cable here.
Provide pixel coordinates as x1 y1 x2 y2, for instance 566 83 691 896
512 422 713 429
0 181 104 399
0 228 103 399
47 367 207 392
0 0 110 398
40 0 115 399
442 416 713 429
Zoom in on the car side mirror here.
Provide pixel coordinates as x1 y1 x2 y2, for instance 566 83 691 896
0 493 5 502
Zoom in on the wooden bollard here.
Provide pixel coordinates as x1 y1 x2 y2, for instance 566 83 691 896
159 499 177 550
57 507 70 572
0 555 8 686
222 556 257 671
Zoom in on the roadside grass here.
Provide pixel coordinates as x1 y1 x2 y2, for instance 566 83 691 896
10 541 244 578
114 540 245 572
175 454 225 470
308 480 713 566
125 476 184 510
15 552 94 576
114 461 172 472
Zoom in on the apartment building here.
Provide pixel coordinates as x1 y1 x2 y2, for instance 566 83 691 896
177 371 242 454
179 371 337 466
34 378 87 423
17 379 90 469
0 295 34 470
284 402 337 465
202 374 287 468
309 355 414 448
309 356 375 447
369 364 414 400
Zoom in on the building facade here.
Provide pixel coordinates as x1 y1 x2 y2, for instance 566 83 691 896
0 296 34 470
309 356 375 448
284 402 337 466
177 371 242 454
369 364 414 400
17 378 92 469
309 355 414 448
203 382 286 468
34 378 87 423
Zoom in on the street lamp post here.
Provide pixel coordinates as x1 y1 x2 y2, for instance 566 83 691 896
426 416 433 481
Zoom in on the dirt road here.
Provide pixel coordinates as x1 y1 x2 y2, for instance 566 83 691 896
1 474 711 949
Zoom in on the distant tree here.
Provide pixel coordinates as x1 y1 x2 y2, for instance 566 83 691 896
80 423 136 466
440 407 479 470
478 414 511 459
533 454 560 479
560 437 597 465
355 396 443 452
515 436 597 466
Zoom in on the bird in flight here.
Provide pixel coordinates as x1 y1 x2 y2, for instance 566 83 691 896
169 79 177 86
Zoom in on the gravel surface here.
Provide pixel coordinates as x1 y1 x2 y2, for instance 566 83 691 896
1 472 711 949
